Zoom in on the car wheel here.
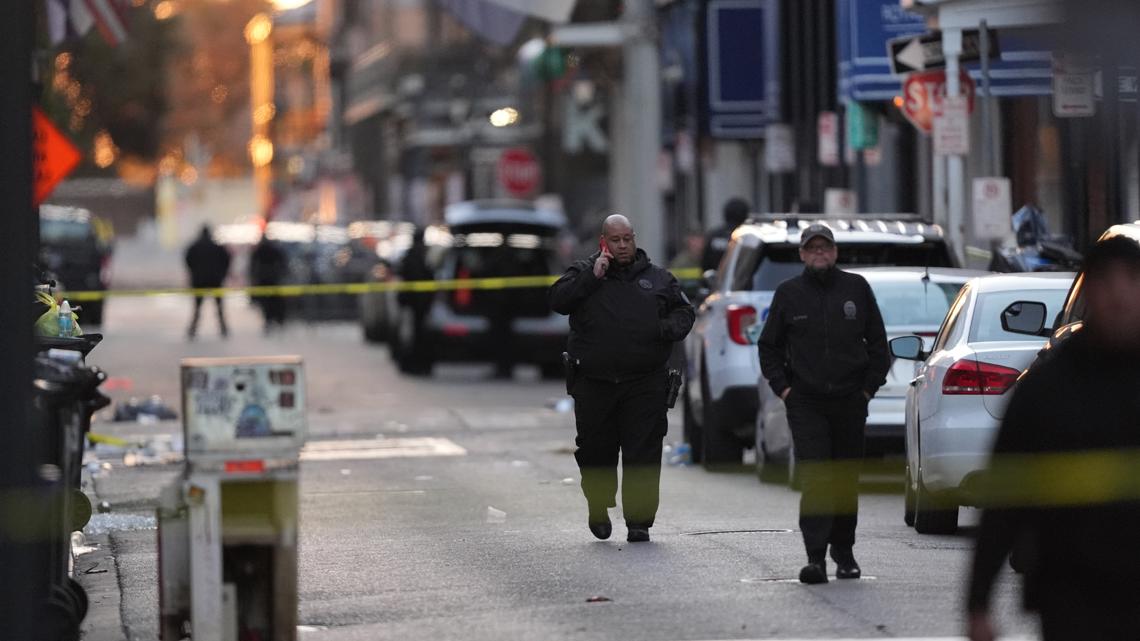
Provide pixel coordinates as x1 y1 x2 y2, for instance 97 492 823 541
699 358 743 470
913 468 958 534
904 465 916 527
682 379 704 464
363 320 385 343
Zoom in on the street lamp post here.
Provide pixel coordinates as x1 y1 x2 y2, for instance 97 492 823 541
246 13 275 220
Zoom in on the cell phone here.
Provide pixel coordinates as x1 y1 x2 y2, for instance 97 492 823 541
598 239 612 257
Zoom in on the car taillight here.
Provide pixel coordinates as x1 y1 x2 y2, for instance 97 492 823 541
454 266 472 308
726 304 757 345
942 359 1020 395
99 254 112 288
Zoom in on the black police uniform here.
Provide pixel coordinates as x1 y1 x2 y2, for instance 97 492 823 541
968 329 1140 640
548 248 695 530
757 266 889 564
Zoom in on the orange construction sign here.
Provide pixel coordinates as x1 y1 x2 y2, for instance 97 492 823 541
32 107 82 206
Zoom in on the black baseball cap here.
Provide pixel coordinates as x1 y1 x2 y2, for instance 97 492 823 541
800 223 835 248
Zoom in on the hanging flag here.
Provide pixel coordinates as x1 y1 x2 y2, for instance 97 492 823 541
69 0 96 38
47 0 69 45
83 0 128 47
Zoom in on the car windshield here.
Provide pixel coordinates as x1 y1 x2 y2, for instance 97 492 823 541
745 242 954 291
969 289 1069 343
40 218 94 244
867 279 964 328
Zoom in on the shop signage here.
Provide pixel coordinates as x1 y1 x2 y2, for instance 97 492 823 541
973 177 1012 240
764 123 795 174
901 70 975 133
1052 53 1096 118
818 112 840 167
933 95 970 156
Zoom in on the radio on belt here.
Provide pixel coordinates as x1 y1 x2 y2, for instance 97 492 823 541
158 356 306 641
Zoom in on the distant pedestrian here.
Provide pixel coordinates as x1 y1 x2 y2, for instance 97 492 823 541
967 235 1140 641
548 214 695 543
395 227 434 374
757 223 889 584
701 197 750 272
249 234 288 333
184 224 231 339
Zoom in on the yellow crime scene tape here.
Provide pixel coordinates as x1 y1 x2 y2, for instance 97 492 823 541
59 268 706 302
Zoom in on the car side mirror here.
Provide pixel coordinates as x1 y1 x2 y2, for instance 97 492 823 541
890 335 926 361
1001 301 1049 337
701 269 717 289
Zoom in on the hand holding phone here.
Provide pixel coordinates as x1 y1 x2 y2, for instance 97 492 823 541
593 239 612 278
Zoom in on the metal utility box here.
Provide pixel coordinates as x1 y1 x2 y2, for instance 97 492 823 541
159 356 305 641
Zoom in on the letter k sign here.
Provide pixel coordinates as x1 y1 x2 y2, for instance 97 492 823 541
563 96 609 154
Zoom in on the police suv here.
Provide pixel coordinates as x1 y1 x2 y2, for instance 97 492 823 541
683 215 955 467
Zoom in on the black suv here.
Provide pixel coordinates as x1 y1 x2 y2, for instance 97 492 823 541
39 205 113 325
391 200 570 377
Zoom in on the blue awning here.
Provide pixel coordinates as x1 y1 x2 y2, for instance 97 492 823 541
837 0 1052 102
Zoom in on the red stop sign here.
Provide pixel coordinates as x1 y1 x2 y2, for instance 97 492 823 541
902 70 976 133
497 147 541 197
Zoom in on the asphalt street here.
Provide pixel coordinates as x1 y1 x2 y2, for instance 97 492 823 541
75 294 1037 641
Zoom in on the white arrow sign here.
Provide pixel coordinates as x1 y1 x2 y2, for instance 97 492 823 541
896 38 929 72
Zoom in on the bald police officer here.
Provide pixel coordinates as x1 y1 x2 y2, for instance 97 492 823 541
548 215 695 543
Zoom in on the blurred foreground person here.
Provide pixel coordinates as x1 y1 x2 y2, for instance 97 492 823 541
249 234 288 333
967 236 1140 641
184 224 231 339
549 214 694 543
758 223 889 584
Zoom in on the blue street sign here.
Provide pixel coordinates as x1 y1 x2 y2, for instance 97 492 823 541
704 0 781 139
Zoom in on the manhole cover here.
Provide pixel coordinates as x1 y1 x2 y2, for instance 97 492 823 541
681 528 794 536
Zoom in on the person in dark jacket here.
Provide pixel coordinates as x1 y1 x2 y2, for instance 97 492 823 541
966 236 1140 641
184 224 231 339
700 197 750 272
548 214 695 543
249 234 288 334
757 223 889 584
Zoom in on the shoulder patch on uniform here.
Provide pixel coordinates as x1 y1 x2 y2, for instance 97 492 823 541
638 278 653 290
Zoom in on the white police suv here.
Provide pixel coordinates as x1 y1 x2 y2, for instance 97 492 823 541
683 215 955 468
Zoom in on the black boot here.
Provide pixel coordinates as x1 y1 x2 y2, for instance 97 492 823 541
830 548 861 579
626 525 650 543
799 557 828 584
588 504 611 540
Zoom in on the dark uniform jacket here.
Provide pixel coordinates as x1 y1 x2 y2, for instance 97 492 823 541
758 267 889 398
185 235 231 288
548 249 695 382
967 329 1140 615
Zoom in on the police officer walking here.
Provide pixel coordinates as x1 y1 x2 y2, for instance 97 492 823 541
967 235 1140 641
548 214 695 543
757 223 889 583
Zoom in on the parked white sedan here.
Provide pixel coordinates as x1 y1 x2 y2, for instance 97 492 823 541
754 267 984 485
889 272 1074 534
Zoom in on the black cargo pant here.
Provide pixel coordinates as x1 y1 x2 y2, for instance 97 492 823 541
571 370 668 527
188 294 228 337
785 390 867 561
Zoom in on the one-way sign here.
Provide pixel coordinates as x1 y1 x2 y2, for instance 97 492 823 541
888 30 1000 75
